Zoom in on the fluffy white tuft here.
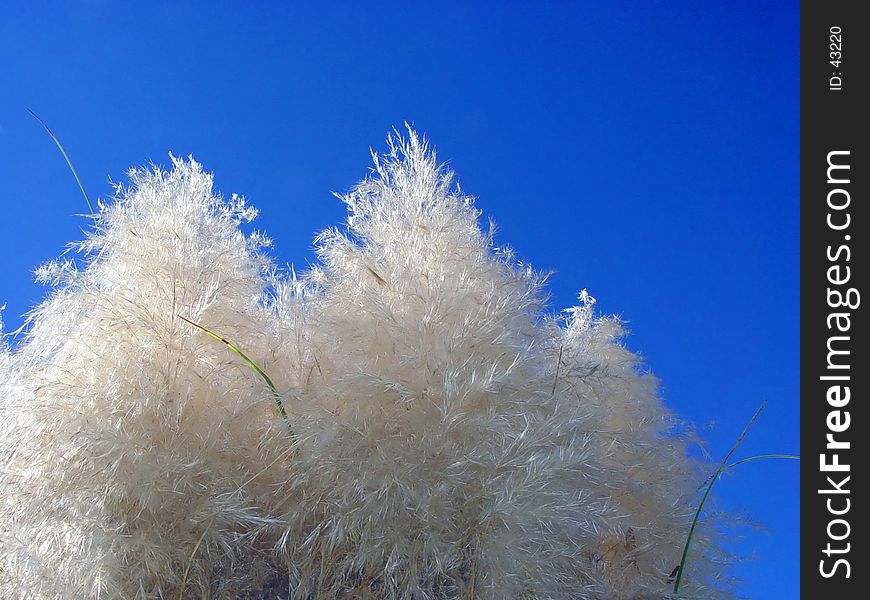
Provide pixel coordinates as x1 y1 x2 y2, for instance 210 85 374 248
1 132 731 598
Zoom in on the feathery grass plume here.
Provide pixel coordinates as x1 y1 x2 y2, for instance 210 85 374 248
262 129 732 598
0 157 292 598
1 129 734 599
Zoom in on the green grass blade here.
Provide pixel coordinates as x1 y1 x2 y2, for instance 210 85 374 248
179 315 292 432
673 401 768 594
26 108 97 224
726 454 800 469
695 454 800 492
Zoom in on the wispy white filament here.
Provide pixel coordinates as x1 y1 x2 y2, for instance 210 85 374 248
0 131 730 599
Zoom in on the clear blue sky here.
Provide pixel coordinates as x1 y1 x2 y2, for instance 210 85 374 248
0 2 798 597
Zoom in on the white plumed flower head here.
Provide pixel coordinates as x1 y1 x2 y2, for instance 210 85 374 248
1 130 731 599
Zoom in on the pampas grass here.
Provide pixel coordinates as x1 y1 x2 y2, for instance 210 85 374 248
1 128 733 598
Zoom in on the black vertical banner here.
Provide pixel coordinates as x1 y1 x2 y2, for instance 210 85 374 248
802 2 867 596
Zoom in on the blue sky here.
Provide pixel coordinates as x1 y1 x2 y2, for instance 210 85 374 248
0 2 798 597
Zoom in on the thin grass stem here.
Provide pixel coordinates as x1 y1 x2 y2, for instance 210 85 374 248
695 454 800 492
673 401 768 594
26 108 98 225
178 315 292 435
177 518 213 600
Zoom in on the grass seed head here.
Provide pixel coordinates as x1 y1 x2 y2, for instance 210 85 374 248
1 131 733 599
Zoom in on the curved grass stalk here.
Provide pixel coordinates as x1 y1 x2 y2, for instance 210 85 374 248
695 454 800 492
673 401 799 594
26 108 97 224
177 517 214 600
178 315 292 435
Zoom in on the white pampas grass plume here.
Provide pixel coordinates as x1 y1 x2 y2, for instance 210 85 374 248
0 157 290 598
1 130 731 599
